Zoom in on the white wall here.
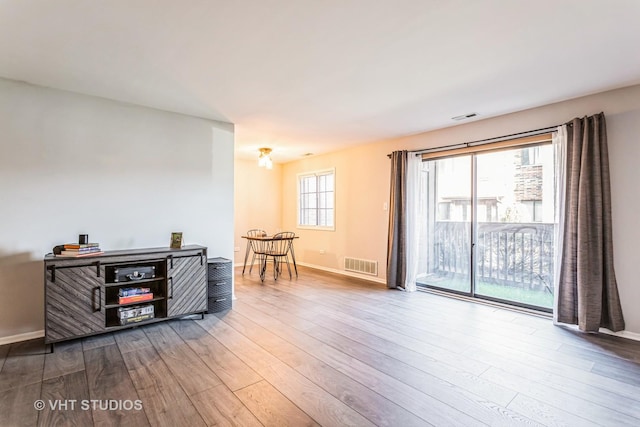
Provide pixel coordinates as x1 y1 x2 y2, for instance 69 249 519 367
0 78 234 342
607 106 640 337
282 84 640 335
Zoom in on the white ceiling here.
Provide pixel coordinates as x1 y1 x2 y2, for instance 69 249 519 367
2 1 640 162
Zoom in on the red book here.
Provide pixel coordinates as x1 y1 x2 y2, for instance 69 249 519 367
118 293 153 304
63 243 100 249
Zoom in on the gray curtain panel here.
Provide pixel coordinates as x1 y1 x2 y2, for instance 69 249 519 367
556 113 625 332
387 150 408 289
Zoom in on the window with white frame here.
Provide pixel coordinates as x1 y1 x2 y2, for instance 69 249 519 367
298 169 335 229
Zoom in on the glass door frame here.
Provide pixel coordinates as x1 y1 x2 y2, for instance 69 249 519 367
417 147 554 314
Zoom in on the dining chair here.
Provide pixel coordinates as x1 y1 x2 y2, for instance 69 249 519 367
243 229 267 275
283 231 298 277
266 231 295 280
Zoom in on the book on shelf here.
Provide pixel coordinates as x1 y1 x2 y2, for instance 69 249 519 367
118 287 151 297
118 293 153 305
56 243 102 257
57 250 104 257
61 248 102 254
118 304 154 319
63 243 100 250
119 313 154 325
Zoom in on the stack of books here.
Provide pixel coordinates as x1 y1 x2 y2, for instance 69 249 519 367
58 243 103 257
118 287 153 305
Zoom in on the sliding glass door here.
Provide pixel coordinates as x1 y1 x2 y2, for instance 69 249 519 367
416 143 555 311
474 146 555 309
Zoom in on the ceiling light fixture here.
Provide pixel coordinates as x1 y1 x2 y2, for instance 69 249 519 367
258 147 273 169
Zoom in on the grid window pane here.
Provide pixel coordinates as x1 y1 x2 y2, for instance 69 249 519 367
298 171 335 228
326 174 334 189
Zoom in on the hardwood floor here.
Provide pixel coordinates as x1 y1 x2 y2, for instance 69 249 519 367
1 266 640 426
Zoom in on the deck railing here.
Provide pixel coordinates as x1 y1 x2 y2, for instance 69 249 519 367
433 221 555 293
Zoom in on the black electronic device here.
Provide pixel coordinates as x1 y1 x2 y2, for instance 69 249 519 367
113 266 156 283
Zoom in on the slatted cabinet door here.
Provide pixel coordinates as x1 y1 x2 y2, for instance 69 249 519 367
45 265 105 343
167 255 207 317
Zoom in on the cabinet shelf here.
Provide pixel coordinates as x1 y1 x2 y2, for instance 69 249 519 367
104 276 165 287
105 296 165 309
104 316 166 329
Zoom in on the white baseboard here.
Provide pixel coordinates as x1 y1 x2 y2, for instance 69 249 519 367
233 261 260 268
0 330 44 346
234 260 386 284
296 262 386 285
598 328 640 342
557 323 640 342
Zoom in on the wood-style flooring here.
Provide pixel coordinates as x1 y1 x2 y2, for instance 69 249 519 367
1 266 640 426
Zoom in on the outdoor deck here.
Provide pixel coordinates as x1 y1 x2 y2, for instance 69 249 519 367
419 221 555 308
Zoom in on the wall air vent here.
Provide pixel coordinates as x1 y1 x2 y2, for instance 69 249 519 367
344 257 378 276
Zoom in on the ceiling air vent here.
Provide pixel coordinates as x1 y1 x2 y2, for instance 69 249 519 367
452 113 478 121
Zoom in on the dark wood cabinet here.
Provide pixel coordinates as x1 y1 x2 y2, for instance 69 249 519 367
44 245 207 344
45 265 105 342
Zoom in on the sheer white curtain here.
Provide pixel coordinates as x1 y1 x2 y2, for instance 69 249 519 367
404 153 425 292
552 125 567 324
